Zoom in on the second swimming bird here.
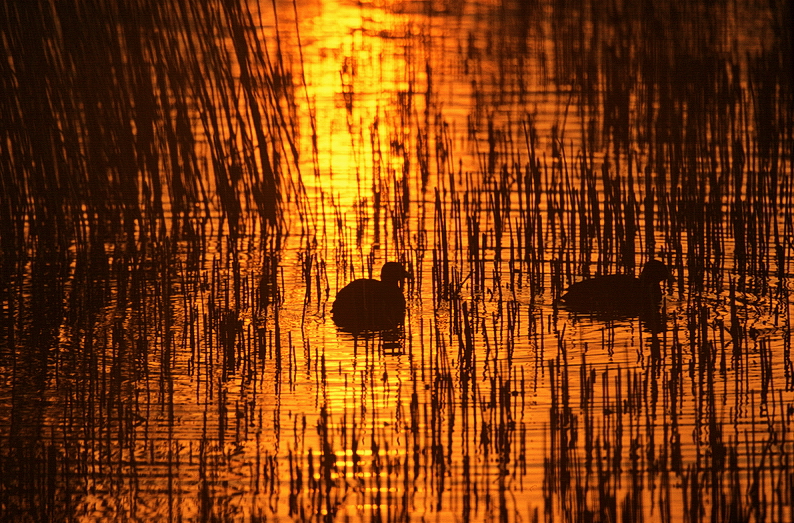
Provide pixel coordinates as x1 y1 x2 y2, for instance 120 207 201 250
559 260 669 314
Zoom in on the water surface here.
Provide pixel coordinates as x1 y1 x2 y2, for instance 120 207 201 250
1 0 792 521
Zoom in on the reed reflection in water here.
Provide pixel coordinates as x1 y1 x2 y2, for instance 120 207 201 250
1 0 792 521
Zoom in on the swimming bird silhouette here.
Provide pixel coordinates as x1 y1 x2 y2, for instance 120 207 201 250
332 262 410 332
559 260 669 314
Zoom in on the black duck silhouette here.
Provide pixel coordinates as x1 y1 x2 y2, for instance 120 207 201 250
332 262 410 332
559 260 669 316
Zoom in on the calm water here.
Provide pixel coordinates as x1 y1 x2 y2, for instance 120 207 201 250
1 0 792 521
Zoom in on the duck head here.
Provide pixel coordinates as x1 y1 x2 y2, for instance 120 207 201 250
380 262 410 284
639 260 669 286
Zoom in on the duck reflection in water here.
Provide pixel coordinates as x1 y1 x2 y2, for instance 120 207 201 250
559 260 669 330
332 262 410 334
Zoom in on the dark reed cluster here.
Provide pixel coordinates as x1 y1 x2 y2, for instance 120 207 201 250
0 0 298 519
0 0 295 257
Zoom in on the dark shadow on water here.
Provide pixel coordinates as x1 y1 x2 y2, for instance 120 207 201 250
560 303 667 334
336 326 406 355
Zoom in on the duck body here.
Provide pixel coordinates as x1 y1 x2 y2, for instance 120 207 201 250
559 260 669 315
332 262 409 332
